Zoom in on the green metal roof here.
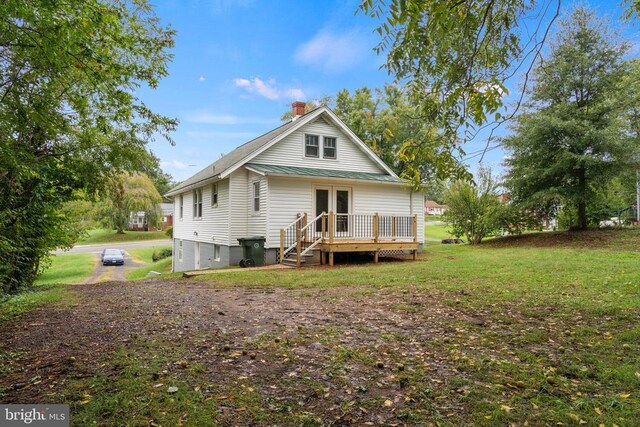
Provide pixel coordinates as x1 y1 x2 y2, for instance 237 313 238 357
245 163 401 183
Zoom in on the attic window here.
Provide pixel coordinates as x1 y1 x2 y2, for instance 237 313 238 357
305 134 319 158
323 137 336 159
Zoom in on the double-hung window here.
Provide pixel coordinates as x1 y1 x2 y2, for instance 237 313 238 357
323 137 337 159
193 188 203 219
179 195 184 219
211 183 218 207
253 181 261 213
305 134 319 157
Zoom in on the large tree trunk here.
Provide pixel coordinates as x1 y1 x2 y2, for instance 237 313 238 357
577 166 588 230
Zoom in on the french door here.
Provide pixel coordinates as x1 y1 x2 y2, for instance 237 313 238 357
314 186 351 236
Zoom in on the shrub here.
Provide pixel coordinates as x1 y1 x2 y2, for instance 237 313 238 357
165 226 173 238
152 248 172 262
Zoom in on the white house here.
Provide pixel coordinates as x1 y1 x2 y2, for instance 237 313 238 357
166 102 424 272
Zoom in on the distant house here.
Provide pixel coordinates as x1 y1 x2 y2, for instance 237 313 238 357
128 203 173 231
166 102 424 272
425 200 449 216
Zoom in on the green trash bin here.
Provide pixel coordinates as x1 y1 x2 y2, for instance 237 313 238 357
237 236 265 267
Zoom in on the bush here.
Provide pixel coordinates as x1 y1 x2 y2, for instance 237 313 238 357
165 226 173 238
152 248 172 262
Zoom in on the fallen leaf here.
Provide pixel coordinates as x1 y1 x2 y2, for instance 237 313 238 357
500 405 513 412
383 399 393 407
594 407 602 415
167 386 178 394
620 393 631 399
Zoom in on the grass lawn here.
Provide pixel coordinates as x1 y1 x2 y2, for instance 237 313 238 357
36 253 96 286
126 245 173 280
1 228 639 425
78 228 168 245
0 253 92 322
424 222 454 240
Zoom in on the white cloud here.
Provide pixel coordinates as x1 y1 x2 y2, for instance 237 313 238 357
233 77 305 101
295 28 370 73
198 76 206 81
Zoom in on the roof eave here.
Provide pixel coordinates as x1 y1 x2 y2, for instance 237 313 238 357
165 174 221 197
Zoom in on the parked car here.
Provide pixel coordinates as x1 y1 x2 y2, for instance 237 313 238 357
101 249 125 266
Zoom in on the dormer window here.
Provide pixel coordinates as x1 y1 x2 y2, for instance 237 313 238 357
305 134 319 157
323 137 336 159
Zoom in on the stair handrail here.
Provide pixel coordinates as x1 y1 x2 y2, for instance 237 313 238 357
299 212 325 257
280 214 305 263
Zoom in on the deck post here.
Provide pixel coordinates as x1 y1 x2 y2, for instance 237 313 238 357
328 211 334 244
321 212 326 242
374 251 379 263
392 216 396 241
303 212 308 242
413 214 418 260
329 251 334 266
373 212 379 243
279 229 284 264
296 216 302 267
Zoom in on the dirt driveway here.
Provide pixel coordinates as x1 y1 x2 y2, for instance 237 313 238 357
83 252 145 284
0 279 479 425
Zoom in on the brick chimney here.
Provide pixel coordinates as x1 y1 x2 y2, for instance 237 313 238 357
291 101 306 120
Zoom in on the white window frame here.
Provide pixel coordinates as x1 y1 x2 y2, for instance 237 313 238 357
193 188 203 219
253 181 261 213
304 134 319 158
178 240 183 262
323 136 337 159
211 183 218 207
213 244 220 262
179 195 184 220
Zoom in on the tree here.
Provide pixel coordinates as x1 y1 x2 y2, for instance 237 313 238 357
99 172 163 234
147 162 175 201
0 0 176 293
443 167 504 244
334 85 468 185
503 7 632 230
359 1 640 184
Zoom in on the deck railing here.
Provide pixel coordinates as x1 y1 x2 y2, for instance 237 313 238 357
280 212 418 264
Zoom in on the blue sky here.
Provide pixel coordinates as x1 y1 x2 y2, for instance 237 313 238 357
140 0 638 182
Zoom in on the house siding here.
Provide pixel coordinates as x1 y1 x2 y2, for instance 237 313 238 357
229 169 248 244
265 177 313 247
265 176 424 248
247 171 267 238
173 178 230 246
252 118 385 174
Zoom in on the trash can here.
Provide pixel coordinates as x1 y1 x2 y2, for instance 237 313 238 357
237 236 266 268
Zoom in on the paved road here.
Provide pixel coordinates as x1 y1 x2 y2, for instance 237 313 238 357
54 239 172 255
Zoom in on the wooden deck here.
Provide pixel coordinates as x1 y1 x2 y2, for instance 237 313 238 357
281 212 419 267
319 239 418 266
